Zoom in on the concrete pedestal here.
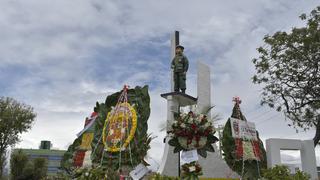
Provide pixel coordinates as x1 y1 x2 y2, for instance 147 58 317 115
198 150 240 178
159 93 197 177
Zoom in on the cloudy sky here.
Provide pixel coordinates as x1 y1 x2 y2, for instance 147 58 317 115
1 0 319 169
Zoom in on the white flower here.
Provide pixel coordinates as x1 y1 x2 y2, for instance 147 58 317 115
205 122 210 127
109 129 114 135
199 137 207 147
178 137 188 148
121 128 126 133
189 166 196 172
173 121 178 126
85 172 89 176
180 123 186 128
181 113 187 119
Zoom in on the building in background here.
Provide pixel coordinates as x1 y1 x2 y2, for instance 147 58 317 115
13 140 66 176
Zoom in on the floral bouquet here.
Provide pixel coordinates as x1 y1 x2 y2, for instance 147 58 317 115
181 161 203 180
168 111 219 158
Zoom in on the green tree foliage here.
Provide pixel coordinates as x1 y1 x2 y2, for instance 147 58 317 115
10 150 28 179
262 165 310 180
0 97 36 177
252 7 320 146
33 158 48 180
10 150 48 180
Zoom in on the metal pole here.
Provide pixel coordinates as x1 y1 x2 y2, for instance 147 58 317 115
178 103 181 177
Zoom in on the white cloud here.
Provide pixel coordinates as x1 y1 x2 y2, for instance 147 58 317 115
1 0 319 169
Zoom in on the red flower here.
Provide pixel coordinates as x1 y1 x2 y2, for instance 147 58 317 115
187 137 193 145
201 115 207 122
252 140 262 160
191 124 197 130
235 138 243 159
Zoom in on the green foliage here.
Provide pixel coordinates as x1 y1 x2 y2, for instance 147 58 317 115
10 150 28 179
252 6 320 145
33 158 48 180
221 103 267 179
181 161 202 180
292 169 310 180
60 137 81 174
0 97 36 177
10 150 48 180
262 165 310 180
48 166 115 180
72 166 114 180
146 173 180 180
262 165 291 180
46 172 71 180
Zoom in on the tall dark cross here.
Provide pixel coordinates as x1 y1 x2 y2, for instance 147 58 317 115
174 31 179 46
171 31 180 92
233 96 242 105
232 96 242 119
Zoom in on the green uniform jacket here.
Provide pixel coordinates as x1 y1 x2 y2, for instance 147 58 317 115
171 54 189 73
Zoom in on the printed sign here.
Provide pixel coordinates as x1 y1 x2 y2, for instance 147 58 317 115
129 163 149 180
180 150 198 165
230 118 257 140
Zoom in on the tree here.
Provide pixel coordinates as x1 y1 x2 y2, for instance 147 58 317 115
33 157 48 180
10 150 48 180
262 165 310 180
10 150 28 179
0 97 36 177
252 6 320 146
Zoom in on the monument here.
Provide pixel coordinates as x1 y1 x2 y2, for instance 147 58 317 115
266 138 317 180
159 31 239 178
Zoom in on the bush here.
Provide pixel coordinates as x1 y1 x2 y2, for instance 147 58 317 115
10 150 48 180
146 173 179 180
262 165 310 180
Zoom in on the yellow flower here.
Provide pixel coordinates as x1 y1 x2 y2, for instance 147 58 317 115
102 102 137 152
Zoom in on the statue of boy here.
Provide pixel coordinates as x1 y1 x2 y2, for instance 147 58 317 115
171 45 189 93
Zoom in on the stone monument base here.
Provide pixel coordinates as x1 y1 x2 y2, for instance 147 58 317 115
198 149 240 179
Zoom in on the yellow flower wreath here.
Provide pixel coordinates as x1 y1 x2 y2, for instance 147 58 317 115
102 102 137 152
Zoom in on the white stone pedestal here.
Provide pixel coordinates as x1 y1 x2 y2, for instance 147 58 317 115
159 92 197 177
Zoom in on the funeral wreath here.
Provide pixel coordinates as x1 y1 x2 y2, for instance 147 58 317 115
168 111 219 158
